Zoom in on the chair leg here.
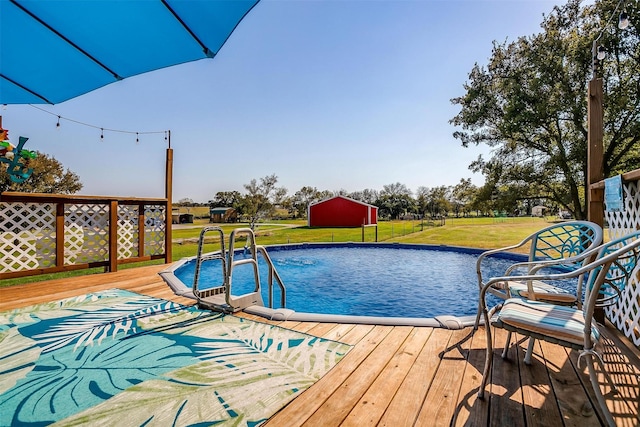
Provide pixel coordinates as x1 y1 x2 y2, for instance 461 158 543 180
501 331 512 359
585 355 617 426
474 302 482 330
523 337 535 365
478 314 494 399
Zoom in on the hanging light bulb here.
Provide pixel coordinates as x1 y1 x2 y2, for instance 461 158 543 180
136 132 139 144
597 45 607 60
618 11 629 29
56 116 61 129
100 128 104 141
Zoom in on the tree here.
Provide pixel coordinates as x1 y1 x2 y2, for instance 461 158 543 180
349 188 379 205
0 151 82 194
176 197 194 213
290 186 322 218
451 179 478 217
376 182 415 219
425 186 451 217
450 0 639 219
241 174 286 229
209 191 242 209
415 186 430 217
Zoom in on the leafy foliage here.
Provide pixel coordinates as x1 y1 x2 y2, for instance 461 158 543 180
240 174 287 229
450 0 639 219
0 151 82 194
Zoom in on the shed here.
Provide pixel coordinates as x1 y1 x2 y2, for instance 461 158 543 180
209 207 237 223
532 205 547 217
308 196 378 227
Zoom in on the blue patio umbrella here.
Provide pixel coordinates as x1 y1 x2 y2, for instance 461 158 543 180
0 0 260 105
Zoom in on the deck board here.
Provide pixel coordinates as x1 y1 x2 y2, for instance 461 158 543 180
341 327 433 426
303 326 414 426
451 326 488 427
415 328 474 426
1 266 639 426
378 327 451 426
517 339 564 426
539 338 603 426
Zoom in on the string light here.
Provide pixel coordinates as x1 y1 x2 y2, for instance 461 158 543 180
28 104 168 143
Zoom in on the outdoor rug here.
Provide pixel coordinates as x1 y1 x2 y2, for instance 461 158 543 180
0 289 351 426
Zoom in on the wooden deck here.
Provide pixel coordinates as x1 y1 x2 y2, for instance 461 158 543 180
1 265 639 426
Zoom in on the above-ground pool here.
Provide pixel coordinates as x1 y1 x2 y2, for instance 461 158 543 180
161 243 577 327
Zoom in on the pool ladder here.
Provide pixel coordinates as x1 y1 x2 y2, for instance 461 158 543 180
192 226 287 313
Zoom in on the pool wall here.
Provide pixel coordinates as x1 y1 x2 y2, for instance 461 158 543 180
159 242 529 328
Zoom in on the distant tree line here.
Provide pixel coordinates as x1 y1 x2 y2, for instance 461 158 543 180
202 174 562 223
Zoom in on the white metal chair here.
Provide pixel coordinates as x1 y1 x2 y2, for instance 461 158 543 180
478 230 640 427
474 221 602 314
474 221 604 363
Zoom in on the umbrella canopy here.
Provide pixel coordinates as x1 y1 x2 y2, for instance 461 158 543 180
0 0 260 104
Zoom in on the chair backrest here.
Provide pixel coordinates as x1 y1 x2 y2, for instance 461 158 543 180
584 230 640 309
529 221 603 266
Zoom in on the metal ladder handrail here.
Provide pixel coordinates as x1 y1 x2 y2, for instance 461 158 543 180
192 226 286 312
193 226 226 299
227 228 260 304
255 245 287 309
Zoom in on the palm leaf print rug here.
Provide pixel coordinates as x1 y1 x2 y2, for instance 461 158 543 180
0 289 351 426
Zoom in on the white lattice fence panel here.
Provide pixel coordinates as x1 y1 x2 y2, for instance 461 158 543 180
605 180 640 347
66 204 109 263
144 205 166 256
606 181 640 240
0 202 55 272
118 205 138 259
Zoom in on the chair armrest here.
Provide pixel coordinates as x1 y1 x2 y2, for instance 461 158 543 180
475 240 531 288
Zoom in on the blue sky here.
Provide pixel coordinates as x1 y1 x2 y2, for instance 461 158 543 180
2 0 563 203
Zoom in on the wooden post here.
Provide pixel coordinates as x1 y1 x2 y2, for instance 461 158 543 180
55 203 65 267
108 200 118 272
588 77 605 324
587 78 604 228
165 131 173 263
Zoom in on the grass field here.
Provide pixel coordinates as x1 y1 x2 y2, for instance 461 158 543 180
1 216 556 287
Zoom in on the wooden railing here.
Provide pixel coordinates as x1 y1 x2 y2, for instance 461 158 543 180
0 192 171 280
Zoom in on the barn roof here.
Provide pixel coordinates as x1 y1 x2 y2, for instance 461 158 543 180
309 195 377 209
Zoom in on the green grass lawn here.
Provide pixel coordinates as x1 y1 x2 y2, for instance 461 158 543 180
1 216 554 287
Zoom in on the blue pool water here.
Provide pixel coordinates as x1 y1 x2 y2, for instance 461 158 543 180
173 243 576 319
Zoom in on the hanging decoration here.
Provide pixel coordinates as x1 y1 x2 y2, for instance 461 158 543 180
0 126 37 183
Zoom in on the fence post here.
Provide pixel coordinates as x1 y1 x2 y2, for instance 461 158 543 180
108 200 118 272
55 203 65 267
138 202 145 258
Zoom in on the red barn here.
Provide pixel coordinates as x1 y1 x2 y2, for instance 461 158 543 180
308 196 378 227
